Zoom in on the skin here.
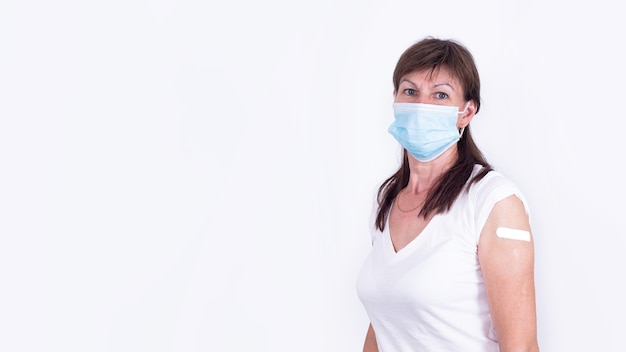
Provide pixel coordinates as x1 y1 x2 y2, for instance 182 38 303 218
363 68 539 352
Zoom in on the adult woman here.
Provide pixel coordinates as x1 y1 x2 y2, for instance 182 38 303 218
356 37 539 351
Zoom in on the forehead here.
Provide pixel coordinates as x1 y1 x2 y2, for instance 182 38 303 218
400 67 461 88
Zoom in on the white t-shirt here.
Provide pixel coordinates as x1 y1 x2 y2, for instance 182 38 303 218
356 165 529 352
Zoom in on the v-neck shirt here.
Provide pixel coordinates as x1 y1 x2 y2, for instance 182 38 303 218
356 165 529 351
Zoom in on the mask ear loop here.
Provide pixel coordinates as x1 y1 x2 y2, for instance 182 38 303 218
458 102 470 114
458 102 470 138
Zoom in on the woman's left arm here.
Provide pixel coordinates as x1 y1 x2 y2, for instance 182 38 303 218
478 194 539 352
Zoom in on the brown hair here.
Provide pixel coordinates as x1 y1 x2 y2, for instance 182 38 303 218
375 37 492 231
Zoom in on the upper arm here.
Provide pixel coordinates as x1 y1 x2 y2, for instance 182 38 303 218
478 194 539 351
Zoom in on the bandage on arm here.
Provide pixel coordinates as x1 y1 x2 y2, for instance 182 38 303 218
496 227 531 242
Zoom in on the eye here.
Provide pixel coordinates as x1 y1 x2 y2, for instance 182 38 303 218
404 88 416 96
435 92 449 99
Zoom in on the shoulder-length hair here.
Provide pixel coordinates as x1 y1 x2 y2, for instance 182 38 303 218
375 37 493 231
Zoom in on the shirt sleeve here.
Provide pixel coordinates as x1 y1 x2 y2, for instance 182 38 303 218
472 171 531 244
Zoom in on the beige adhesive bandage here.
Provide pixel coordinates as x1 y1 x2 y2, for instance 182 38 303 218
496 227 531 242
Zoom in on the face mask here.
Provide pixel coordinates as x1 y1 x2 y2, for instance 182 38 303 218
388 102 468 162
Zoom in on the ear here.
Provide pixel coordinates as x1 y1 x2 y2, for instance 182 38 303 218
457 100 477 129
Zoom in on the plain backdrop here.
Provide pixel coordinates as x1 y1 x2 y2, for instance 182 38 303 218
1 0 624 351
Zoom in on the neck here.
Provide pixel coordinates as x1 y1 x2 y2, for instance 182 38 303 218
405 146 458 194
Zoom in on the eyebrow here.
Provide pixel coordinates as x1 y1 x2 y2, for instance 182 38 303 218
433 83 456 91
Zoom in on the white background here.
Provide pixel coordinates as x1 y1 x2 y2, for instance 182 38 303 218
1 0 624 351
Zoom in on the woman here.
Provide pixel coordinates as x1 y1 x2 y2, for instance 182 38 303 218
356 37 539 351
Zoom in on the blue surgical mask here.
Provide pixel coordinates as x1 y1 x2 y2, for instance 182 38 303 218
388 102 468 162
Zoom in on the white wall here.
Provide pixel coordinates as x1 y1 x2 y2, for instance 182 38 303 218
1 0 624 351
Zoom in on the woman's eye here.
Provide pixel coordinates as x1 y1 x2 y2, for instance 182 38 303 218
435 92 449 99
404 88 416 96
